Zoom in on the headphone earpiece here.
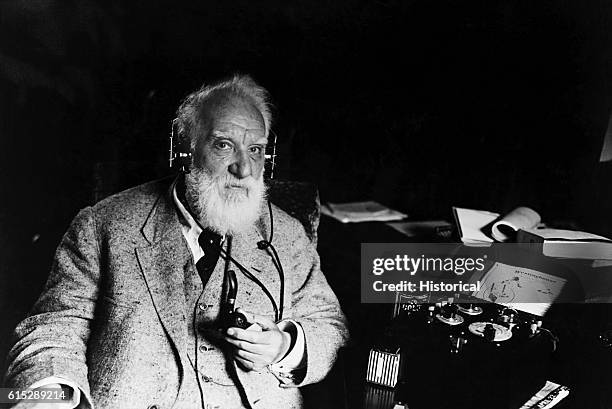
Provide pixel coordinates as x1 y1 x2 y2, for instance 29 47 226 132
169 118 193 174
264 131 278 180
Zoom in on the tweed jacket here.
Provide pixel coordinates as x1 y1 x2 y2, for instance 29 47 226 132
5 177 349 409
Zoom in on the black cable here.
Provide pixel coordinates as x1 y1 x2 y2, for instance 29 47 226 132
177 180 284 322
190 302 206 407
268 243 285 321
219 245 280 322
257 199 284 320
267 199 274 244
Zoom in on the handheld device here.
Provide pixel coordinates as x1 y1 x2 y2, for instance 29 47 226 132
223 269 251 330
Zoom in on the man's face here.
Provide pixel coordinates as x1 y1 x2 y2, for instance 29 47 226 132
184 94 268 235
195 95 267 199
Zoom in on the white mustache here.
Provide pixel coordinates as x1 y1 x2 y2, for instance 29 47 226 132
185 168 266 235
219 175 257 190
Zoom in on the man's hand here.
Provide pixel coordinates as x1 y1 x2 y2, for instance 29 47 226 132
224 309 292 371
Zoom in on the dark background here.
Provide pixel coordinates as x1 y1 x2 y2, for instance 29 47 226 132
1 0 612 384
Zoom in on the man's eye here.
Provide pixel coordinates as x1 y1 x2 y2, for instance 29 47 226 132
215 141 232 150
249 146 263 155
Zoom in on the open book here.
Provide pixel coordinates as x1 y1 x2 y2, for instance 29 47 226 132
453 206 542 244
453 206 612 259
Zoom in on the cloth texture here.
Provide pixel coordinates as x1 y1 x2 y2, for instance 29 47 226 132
171 183 307 378
4 176 348 409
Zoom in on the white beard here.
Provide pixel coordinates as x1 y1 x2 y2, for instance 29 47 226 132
184 167 266 236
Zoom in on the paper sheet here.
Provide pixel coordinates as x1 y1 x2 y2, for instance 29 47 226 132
452 207 499 244
491 207 541 241
472 262 567 316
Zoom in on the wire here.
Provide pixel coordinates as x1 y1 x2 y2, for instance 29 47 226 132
537 327 559 352
267 198 274 244
268 243 284 321
178 181 284 323
219 244 280 321
264 199 285 320
191 302 206 407
187 355 235 388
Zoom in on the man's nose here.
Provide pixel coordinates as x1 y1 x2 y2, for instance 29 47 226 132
228 150 252 179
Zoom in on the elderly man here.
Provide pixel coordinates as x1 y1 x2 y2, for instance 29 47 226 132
4 74 348 409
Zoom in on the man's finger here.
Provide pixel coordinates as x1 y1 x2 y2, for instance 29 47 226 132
235 348 262 363
234 349 268 371
235 355 254 371
236 308 276 330
226 327 267 344
224 336 267 354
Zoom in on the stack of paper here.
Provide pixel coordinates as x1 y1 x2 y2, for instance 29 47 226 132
321 201 407 223
517 228 612 260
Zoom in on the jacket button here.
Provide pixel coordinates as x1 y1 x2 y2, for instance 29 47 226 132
199 345 214 352
148 405 159 409
198 303 208 311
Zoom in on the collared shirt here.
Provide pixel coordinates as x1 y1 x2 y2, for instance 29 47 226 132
171 181 306 378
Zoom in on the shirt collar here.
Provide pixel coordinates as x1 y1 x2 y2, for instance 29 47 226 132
171 177 227 242
171 177 202 234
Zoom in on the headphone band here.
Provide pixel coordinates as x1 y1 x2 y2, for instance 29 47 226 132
169 119 278 179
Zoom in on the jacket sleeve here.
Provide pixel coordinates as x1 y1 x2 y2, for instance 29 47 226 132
285 221 349 386
4 207 100 406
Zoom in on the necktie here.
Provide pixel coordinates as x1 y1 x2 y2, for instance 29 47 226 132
196 229 222 288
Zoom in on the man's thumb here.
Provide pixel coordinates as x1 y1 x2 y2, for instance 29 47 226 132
238 308 276 330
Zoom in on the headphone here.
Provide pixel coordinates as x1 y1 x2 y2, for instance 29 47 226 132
169 118 285 323
169 118 278 178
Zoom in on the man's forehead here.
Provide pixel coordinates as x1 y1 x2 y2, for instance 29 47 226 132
211 121 267 142
205 93 264 125
214 120 264 133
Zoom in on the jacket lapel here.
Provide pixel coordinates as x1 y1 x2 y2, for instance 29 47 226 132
135 184 189 376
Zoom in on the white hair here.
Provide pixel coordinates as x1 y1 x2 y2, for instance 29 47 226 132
175 74 272 150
